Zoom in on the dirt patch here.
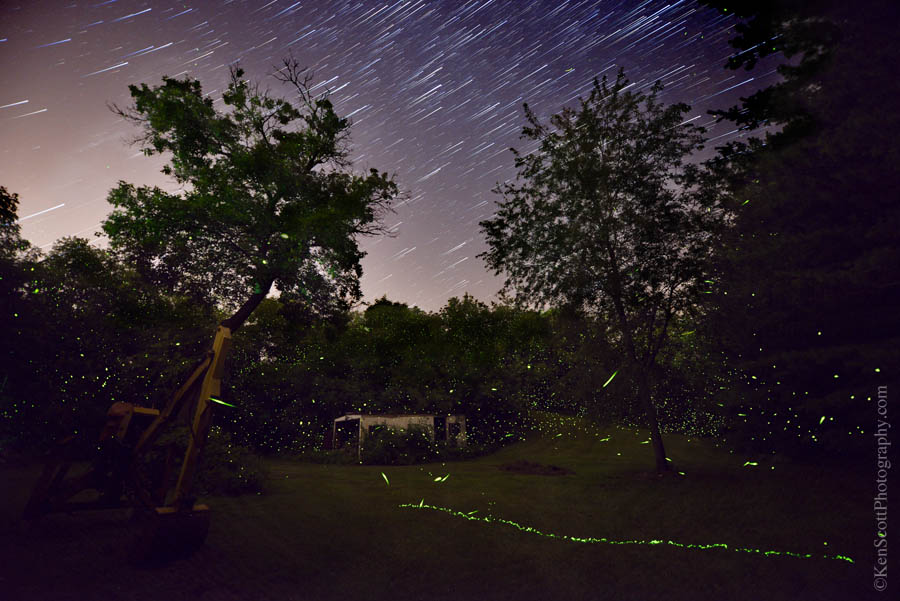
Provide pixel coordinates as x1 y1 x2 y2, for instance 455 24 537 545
498 460 573 476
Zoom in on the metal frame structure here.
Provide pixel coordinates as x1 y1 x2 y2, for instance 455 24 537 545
330 413 467 459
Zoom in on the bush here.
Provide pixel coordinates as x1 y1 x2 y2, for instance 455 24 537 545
296 433 488 465
140 425 267 497
199 427 267 494
360 425 435 465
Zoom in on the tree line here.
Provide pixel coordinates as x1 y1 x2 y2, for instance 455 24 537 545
0 240 717 457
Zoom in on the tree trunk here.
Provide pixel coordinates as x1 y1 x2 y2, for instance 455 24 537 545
604 241 670 473
635 365 670 473
220 278 274 333
613 298 671 473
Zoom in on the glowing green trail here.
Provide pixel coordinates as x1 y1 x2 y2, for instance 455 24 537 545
602 369 618 388
398 502 853 564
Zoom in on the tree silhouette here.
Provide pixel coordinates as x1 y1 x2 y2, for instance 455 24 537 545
479 70 721 472
701 0 900 457
0 186 27 258
102 59 399 332
698 0 842 144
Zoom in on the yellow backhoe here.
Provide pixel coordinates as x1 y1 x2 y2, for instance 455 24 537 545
24 325 233 561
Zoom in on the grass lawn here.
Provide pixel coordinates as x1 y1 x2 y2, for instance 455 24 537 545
0 414 878 601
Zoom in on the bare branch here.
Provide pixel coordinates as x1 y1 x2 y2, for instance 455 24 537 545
271 54 315 108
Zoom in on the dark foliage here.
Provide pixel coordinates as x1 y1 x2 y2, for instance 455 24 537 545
701 0 900 459
698 0 844 143
1 236 217 453
139 425 267 496
360 425 434 465
103 60 398 332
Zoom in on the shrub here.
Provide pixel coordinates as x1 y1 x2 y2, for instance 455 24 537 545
199 427 267 494
360 424 435 465
140 425 267 497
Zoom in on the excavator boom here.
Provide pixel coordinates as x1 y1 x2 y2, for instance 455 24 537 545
24 325 234 562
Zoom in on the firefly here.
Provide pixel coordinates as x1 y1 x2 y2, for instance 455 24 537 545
603 370 618 388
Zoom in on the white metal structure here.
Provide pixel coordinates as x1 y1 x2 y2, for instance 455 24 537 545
330 413 466 457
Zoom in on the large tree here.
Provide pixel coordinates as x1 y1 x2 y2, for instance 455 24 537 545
102 59 399 332
479 70 721 472
699 0 900 458
698 0 843 145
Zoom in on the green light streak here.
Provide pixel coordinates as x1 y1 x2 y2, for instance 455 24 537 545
382 472 390 486
398 502 854 564
602 370 618 388
209 396 235 407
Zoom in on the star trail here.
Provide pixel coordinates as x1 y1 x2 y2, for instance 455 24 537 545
0 0 778 311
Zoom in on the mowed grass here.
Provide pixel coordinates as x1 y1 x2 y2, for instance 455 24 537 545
0 414 877 601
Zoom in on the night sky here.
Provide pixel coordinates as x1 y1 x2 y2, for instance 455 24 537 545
1 0 778 312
